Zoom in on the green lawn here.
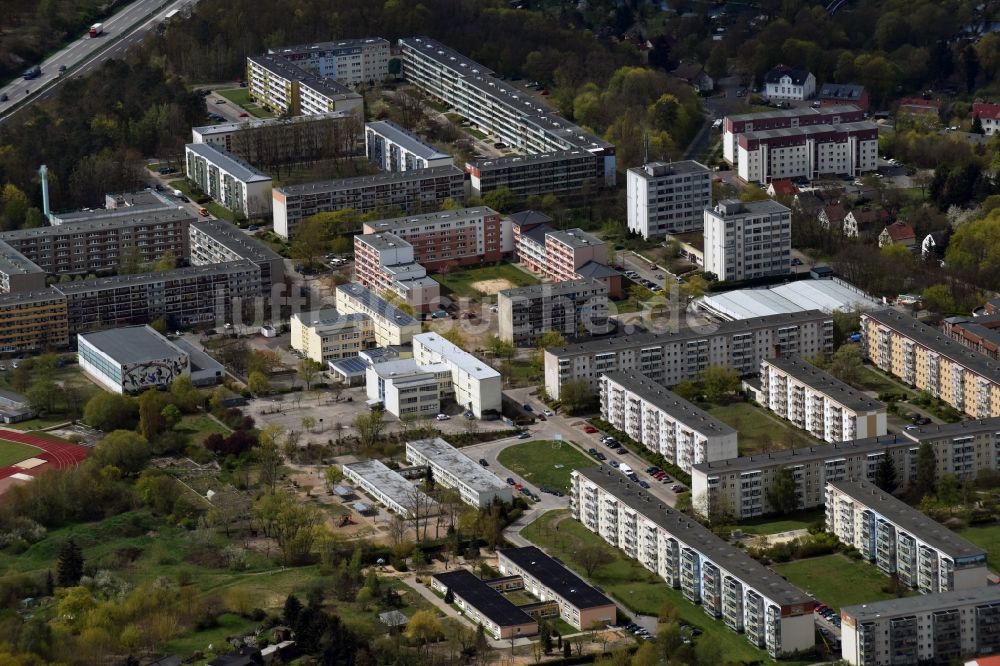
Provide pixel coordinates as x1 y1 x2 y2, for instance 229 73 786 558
216 87 272 118
521 510 777 664
1 417 72 431
500 360 542 388
959 524 1000 568
706 401 818 455
497 441 592 492
723 508 824 535
0 439 41 467
160 613 260 660
773 554 908 611
854 365 914 396
175 414 231 446
433 263 540 300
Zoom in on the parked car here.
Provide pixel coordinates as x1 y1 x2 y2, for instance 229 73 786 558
522 403 533 412
610 460 620 468
478 458 488 467
672 484 685 492
639 481 651 489
588 448 599 455
517 431 531 439
595 452 606 461
436 413 450 421
583 425 598 433
543 409 553 416
506 478 515 485
537 414 546 421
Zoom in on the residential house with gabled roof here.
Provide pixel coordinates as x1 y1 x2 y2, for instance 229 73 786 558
818 83 869 112
794 192 824 218
818 202 846 230
764 64 816 100
671 62 714 93
766 179 799 198
971 102 1000 135
843 207 884 238
878 221 916 249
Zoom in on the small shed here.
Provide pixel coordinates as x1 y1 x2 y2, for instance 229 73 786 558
329 356 368 385
379 610 409 629
333 485 352 498
810 265 834 279
353 501 375 515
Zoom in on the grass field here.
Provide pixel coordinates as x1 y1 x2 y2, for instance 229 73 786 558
723 508 824 535
854 365 914 396
433 263 540 300
496 440 593 492
175 414 231 446
706 401 818 454
0 439 40 467
521 510 782 664
216 87 272 118
1 417 71 431
959 524 1000 567
773 554 909 611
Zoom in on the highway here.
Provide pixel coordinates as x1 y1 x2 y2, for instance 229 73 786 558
0 0 199 123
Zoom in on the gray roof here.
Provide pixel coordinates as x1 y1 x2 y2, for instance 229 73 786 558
1 207 192 241
498 278 605 300
270 37 389 56
628 160 711 179
364 207 499 234
79 325 186 364
740 120 878 142
341 459 438 510
709 199 791 218
603 371 735 437
828 479 986 561
508 210 552 228
0 240 44 276
574 261 619 280
431 569 536 627
185 143 271 183
336 282 418 327
378 609 409 627
366 120 452 161
356 231 410 252
576 466 813 607
191 219 281 262
413 333 500 380
192 110 353 137
51 189 176 224
467 149 598 170
247 54 355 97
764 65 812 86
818 83 865 101
406 438 508 492
865 310 1000 382
0 289 65 306
291 308 368 329
842 586 1000 623
763 356 885 412
725 104 861 124
277 164 464 196
53 261 257 294
499 546 615 610
172 338 225 375
545 228 603 249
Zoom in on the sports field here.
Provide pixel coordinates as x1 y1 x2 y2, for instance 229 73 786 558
0 439 42 467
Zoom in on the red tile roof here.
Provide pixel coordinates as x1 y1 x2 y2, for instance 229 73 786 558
973 102 1000 121
883 221 915 241
769 179 798 196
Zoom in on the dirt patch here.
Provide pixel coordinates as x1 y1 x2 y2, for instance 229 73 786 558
470 278 517 295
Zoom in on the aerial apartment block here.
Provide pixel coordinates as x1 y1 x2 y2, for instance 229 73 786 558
341 459 437 518
365 357 452 418
334 283 422 346
571 467 816 658
412 332 501 418
184 143 273 218
0 290 69 353
268 38 390 86
188 218 285 295
361 207 510 271
466 149 611 198
736 121 879 184
290 309 375 364
352 232 440 312
599 371 738 473
497 279 610 346
942 312 1000 361
404 438 512 508
365 120 453 173
691 418 1000 520
722 105 865 166
191 111 361 165
826 479 988 593
626 161 713 239
544 310 834 400
272 165 467 239
860 309 1000 419
246 54 364 117
840 586 1000 666
0 241 46 293
759 357 887 443
703 199 791 282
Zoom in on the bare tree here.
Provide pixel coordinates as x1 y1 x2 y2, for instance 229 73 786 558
406 487 437 542
387 514 409 547
577 541 614 577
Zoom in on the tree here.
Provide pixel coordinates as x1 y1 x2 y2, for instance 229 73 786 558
481 186 517 212
484 334 516 360
532 330 567 368
972 114 985 135
25 380 60 415
137 389 168 442
922 284 957 314
766 467 798 514
56 538 84 587
1 183 29 230
257 424 286 492
828 344 863 385
443 587 454 604
680 274 709 300
577 541 613 577
405 609 442 649
355 410 386 449
297 359 323 391
83 392 137 431
560 379 597 415
914 441 937 498
540 622 552 653
291 213 331 266
875 454 899 493
700 365 740 403
119 245 143 275
673 380 700 402
441 327 467 349
160 403 182 429
91 430 150 475
152 249 177 271
170 376 203 412
248 371 270 395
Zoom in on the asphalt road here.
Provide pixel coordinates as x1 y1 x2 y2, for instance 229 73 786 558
0 0 200 123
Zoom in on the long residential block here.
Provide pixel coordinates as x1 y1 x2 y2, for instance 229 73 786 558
722 105 865 166
412 332 501 418
599 371 738 473
272 165 467 239
497 279 610 346
405 438 512 508
826 479 988 594
626 161 713 239
571 467 815 658
841 587 1000 666
691 419 1000 520
544 310 834 400
268 38 390 86
247 54 364 117
0 290 70 353
365 120 453 172
759 356 887 443
466 149 612 198
861 310 1000 419
0 241 46 293
334 282 422 346
185 143 273 218
189 218 284 295
191 111 361 165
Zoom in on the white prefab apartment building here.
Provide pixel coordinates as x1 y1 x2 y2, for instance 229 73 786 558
722 105 865 166
405 438 512 508
690 418 1000 520
184 143 272 218
246 54 365 118
840 586 1000 666
188 218 285 295
497 279 610 347
571 467 816 658
290 309 375 364
334 282 422 346
736 121 879 185
826 479 988 594
704 199 791 282
341 459 438 518
365 120 453 172
626 161 712 239
759 357 888 443
365 358 452 418
599 371 737 473
268 38 390 86
544 310 834 400
412 332 501 418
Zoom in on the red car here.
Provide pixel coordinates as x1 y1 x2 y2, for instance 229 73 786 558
239 112 249 117
537 414 546 421
583 425 598 433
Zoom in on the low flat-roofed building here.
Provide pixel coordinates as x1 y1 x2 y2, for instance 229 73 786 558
405 438 512 508
189 218 284 295
335 282 421 346
412 333 501 418
0 389 33 423
430 569 538 640
695 278 883 321
600 371 738 473
841 586 1000 666
365 120 453 172
498 546 616 630
290 308 374 364
340 459 437 518
365 358 451 418
78 325 190 394
826 478 988 593
760 357 887 443
185 143 273 218
0 289 69 354
497 279 610 346
172 338 225 387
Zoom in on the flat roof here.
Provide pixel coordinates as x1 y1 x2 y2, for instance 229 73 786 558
341 459 438 510
406 438 508 492
548 310 830 358
1 207 192 242
709 198 790 217
499 546 615 610
740 120 878 142
725 104 862 124
865 310 1000 383
79 325 186 364
366 120 452 161
336 282 419 327
467 149 598 169
53 261 257 294
370 358 448 381
431 569 536 627
628 160 710 178
51 189 177 224
192 110 354 137
0 240 44 276
828 479 985 560
576 466 813 607
603 371 735 436
185 143 271 183
247 54 356 96
574 261 619 280
842 586 1000 622
546 228 603 249
356 231 410 252
0 289 65 306
277 164 464 196
173 338 225 375
364 206 498 233
698 279 883 320
271 37 389 55
191 219 282 262
291 308 368 330
763 356 885 412
498 278 605 299
413 333 500 380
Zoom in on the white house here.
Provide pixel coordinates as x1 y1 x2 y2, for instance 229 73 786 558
763 65 816 101
412 333 501 418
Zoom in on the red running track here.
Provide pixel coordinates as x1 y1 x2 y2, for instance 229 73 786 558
0 429 89 481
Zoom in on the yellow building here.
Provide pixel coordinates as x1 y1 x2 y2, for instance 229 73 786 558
0 290 69 353
290 309 375 364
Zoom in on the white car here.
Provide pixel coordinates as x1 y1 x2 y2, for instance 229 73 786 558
543 409 553 416
436 414 450 421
